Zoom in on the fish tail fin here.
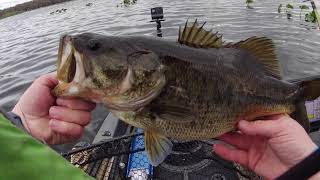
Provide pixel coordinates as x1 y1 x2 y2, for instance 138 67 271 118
290 101 310 132
299 77 320 101
289 76 320 132
144 131 173 166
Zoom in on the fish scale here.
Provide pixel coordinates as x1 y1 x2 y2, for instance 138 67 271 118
53 20 320 166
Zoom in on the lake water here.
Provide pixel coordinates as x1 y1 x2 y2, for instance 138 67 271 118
0 0 320 147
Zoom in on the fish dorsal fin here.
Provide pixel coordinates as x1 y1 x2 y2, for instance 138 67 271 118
178 19 223 48
228 36 281 79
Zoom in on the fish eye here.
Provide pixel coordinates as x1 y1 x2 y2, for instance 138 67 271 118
87 39 100 51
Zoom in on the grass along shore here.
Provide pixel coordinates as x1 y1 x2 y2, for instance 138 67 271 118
0 0 73 19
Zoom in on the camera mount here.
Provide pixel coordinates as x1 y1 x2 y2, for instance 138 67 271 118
150 7 165 37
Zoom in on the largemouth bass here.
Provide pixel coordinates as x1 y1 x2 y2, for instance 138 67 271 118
53 20 320 166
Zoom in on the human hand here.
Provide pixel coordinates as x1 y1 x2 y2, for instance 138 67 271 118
214 114 318 180
12 73 96 145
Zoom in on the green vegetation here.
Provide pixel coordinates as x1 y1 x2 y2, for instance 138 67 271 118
117 0 138 7
299 5 309 10
286 3 294 9
286 3 293 19
305 10 318 23
1 11 21 18
277 2 318 25
0 0 73 19
299 5 309 19
278 4 282 13
246 0 254 9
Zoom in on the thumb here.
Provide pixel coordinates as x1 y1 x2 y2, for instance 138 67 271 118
37 72 58 89
238 119 282 138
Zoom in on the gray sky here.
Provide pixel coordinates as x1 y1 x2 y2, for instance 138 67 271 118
0 0 32 10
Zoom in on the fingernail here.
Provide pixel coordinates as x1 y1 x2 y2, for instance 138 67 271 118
49 107 59 119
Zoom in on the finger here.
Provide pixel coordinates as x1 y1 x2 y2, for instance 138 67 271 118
218 132 252 150
56 135 80 144
56 98 96 111
213 144 248 166
238 119 282 137
49 119 83 139
258 113 285 120
49 106 91 126
48 132 80 145
267 114 285 120
36 72 58 89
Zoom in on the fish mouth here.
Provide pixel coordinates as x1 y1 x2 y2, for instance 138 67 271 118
57 35 86 84
54 34 166 108
54 35 88 98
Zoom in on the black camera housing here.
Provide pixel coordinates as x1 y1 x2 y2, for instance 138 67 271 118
151 7 164 20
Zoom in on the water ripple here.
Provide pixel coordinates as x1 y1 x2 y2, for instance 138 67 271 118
0 0 320 111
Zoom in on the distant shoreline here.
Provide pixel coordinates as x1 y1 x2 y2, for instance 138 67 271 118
0 0 73 19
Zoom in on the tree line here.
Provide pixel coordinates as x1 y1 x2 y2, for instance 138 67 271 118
0 0 73 19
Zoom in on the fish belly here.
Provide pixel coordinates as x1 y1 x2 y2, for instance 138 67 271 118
152 103 294 140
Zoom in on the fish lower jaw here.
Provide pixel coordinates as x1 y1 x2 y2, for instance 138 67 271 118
67 85 80 95
54 81 81 97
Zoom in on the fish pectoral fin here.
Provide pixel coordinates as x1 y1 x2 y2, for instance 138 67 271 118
144 131 173 166
151 104 195 123
178 19 224 48
226 36 281 79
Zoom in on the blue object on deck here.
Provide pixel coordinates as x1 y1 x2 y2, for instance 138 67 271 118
127 128 153 179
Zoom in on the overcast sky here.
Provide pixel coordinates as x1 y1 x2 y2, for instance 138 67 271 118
0 0 32 10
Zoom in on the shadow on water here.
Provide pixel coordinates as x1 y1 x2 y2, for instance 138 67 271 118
0 0 320 149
